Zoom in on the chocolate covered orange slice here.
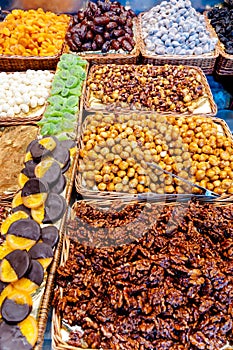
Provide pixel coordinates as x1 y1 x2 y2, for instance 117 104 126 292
41 226 59 248
28 242 53 269
1 211 29 235
43 193 66 224
0 249 30 283
0 241 13 260
18 172 29 188
22 160 37 179
22 178 48 209
1 290 32 324
0 318 35 349
49 173 66 194
19 315 38 347
13 260 44 294
35 158 61 186
6 218 41 250
31 204 45 225
30 137 57 161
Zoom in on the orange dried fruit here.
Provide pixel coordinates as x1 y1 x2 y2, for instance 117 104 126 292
0 249 30 283
0 283 14 312
0 242 13 260
6 218 41 250
13 260 44 294
21 178 48 209
1 289 32 324
19 315 38 347
18 172 29 188
31 204 45 224
1 211 29 235
12 191 23 208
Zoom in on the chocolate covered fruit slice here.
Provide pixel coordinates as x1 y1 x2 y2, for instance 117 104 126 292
43 193 66 224
19 315 38 347
22 178 48 209
49 173 66 194
28 242 53 269
1 211 29 235
0 242 13 260
51 142 70 169
13 260 44 294
0 249 30 283
22 161 37 179
12 204 31 217
30 137 57 161
0 282 14 309
6 218 41 250
12 191 23 208
0 317 37 349
31 204 45 225
1 290 32 324
35 158 61 186
41 226 59 248
18 172 29 188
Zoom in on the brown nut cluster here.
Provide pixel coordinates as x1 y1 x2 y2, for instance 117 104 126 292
53 200 233 349
66 0 136 53
87 64 207 112
78 112 233 195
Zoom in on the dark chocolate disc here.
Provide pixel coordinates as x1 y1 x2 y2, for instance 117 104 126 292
43 193 66 224
30 140 50 160
0 320 32 350
61 159 71 174
25 260 44 286
41 226 59 248
28 242 53 260
12 205 31 217
49 174 66 194
22 161 37 178
60 139 76 150
26 139 37 153
2 250 30 280
22 178 48 197
1 296 31 324
7 218 41 242
39 161 62 186
51 143 70 168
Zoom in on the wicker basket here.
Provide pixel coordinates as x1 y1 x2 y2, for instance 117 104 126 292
84 64 217 116
204 11 233 75
0 12 71 71
52 197 233 350
64 18 140 66
138 13 219 75
75 114 232 200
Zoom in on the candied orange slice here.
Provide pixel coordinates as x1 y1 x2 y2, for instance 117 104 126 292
38 257 53 270
6 235 36 251
12 191 23 208
1 211 29 235
0 242 13 260
0 284 14 311
22 192 47 209
25 152 33 162
0 259 18 282
31 204 45 224
39 137 56 151
19 315 38 347
34 158 54 179
18 172 29 188
7 289 32 306
1 290 32 323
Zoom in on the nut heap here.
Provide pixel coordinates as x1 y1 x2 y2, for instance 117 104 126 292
78 112 233 195
87 64 208 112
53 200 233 349
66 0 136 53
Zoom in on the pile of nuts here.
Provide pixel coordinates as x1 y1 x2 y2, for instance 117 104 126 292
66 0 136 53
208 5 233 55
78 112 233 195
87 64 208 112
0 9 70 56
54 200 233 349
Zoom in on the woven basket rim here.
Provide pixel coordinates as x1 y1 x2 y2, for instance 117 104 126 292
138 12 219 60
65 18 140 60
84 63 217 116
0 11 71 61
75 114 232 199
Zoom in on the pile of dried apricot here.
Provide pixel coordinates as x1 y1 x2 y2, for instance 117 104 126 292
0 8 70 56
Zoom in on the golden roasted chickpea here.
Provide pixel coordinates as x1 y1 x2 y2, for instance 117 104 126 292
220 151 230 161
86 180 95 189
95 174 103 183
222 179 233 189
113 177 122 184
189 142 199 153
105 153 115 162
136 184 144 193
195 169 206 181
173 163 183 172
114 158 122 166
129 178 138 188
214 187 225 195
213 180 221 188
197 162 209 171
117 170 126 178
165 185 175 193
209 155 219 166
115 183 123 192
176 186 185 194
106 138 115 147
219 170 228 179
88 150 98 160
227 187 233 194
118 161 128 171
101 165 111 175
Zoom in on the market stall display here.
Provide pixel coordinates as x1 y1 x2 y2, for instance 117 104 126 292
0 8 70 70
85 64 217 115
38 54 88 141
138 0 219 74
52 199 233 350
0 70 54 123
207 4 233 75
65 0 139 65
